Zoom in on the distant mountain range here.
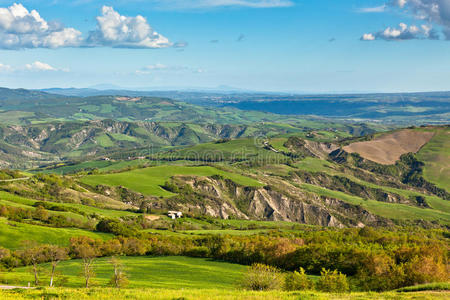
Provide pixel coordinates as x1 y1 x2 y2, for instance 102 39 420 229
0 87 448 126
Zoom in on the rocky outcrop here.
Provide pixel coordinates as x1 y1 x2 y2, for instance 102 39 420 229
154 175 387 228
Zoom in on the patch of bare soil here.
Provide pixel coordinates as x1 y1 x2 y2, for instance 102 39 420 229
115 97 141 102
343 129 435 165
145 215 161 221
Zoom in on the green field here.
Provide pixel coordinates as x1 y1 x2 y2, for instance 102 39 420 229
80 165 263 197
417 128 450 192
0 256 247 289
0 217 111 250
157 138 286 162
0 191 136 219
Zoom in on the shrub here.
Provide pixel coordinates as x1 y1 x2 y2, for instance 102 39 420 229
316 268 349 293
240 263 283 291
284 267 313 291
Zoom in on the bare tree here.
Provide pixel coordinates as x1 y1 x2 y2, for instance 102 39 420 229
43 245 68 287
109 256 129 288
70 237 99 288
17 242 45 286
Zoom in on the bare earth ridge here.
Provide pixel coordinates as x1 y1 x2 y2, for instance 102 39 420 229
343 129 435 165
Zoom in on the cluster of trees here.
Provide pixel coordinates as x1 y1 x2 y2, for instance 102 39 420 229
242 264 349 292
1 227 447 291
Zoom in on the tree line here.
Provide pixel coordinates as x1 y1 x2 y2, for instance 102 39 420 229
0 227 448 291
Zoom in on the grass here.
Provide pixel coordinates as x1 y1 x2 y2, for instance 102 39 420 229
416 128 450 192
0 256 247 289
0 288 449 300
396 282 450 292
293 157 337 173
0 217 111 250
157 138 286 163
300 184 450 225
38 159 154 175
0 191 137 219
269 138 289 152
80 165 263 197
95 135 114 148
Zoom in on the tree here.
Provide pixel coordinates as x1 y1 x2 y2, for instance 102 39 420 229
33 205 49 221
240 263 283 291
17 242 46 286
316 268 349 293
109 256 129 288
43 245 68 287
70 237 99 288
284 267 313 291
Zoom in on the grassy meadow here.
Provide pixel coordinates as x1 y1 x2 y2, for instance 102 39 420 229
80 165 263 197
0 256 246 289
0 217 111 250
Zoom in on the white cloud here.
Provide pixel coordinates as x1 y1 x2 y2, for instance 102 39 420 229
0 63 12 72
358 5 387 13
86 6 171 48
385 0 450 39
0 3 82 49
361 22 439 41
25 61 59 71
361 33 375 41
0 4 173 49
153 0 294 9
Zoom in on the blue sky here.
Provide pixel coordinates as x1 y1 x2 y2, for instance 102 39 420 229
0 0 449 92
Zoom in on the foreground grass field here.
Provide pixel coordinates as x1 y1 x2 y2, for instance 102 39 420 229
80 165 263 197
0 256 247 289
0 288 449 300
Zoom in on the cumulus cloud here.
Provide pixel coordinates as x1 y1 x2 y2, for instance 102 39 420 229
390 0 450 38
362 22 439 40
0 63 12 72
153 0 294 9
0 3 82 49
86 6 171 48
25 61 63 71
0 4 173 49
363 0 450 41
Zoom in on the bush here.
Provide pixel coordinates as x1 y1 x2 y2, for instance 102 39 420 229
316 268 349 293
284 267 313 291
240 263 283 291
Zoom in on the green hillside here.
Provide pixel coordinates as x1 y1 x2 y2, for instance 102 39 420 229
417 127 450 192
0 217 111 250
80 165 263 197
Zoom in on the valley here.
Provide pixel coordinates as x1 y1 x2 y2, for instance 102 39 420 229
0 87 448 299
